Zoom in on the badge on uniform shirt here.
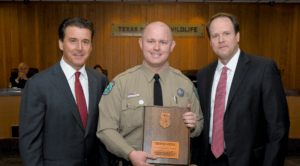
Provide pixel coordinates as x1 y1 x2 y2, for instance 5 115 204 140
139 100 144 105
194 87 199 99
103 81 115 95
177 88 184 97
128 92 139 98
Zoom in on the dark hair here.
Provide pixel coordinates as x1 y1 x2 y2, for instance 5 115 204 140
206 13 239 40
94 64 103 70
58 17 94 42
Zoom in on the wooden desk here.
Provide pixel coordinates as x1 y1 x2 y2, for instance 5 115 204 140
0 90 299 139
0 92 22 138
287 96 300 138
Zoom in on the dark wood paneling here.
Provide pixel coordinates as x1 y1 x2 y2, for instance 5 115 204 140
0 2 299 89
0 4 6 89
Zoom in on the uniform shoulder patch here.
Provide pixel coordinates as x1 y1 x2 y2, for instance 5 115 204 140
194 87 199 99
103 81 115 95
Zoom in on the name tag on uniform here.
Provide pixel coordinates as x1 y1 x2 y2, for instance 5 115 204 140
128 94 139 98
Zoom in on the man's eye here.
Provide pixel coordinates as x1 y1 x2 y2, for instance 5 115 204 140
70 39 76 43
148 41 153 43
161 41 166 44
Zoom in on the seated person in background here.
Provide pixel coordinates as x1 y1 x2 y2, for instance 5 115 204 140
94 64 108 77
94 64 104 73
10 62 29 88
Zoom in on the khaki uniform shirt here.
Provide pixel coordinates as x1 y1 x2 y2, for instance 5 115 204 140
97 63 203 160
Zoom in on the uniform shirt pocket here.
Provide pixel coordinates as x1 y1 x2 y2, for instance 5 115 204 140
173 95 190 108
121 98 147 128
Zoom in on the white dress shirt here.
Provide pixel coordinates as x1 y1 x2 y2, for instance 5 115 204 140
209 49 241 144
60 58 89 112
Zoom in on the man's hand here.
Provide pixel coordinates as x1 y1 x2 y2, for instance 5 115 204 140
128 150 157 166
18 72 28 80
183 103 197 129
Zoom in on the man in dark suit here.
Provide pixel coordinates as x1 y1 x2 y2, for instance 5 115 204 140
10 62 30 88
19 18 110 166
191 13 290 166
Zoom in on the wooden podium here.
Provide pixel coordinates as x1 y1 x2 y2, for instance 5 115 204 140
142 106 190 165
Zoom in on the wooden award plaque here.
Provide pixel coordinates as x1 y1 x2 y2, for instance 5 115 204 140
142 106 190 165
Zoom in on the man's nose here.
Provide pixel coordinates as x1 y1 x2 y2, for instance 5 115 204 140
76 42 83 51
154 42 160 50
218 35 224 43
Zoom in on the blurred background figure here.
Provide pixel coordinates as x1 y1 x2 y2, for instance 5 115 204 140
94 64 104 73
94 64 108 77
10 62 29 88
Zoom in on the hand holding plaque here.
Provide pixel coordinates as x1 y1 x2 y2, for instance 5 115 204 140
128 150 157 166
182 104 197 129
142 106 190 165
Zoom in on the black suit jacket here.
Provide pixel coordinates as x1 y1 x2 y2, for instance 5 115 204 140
10 74 30 88
191 51 290 166
19 62 110 166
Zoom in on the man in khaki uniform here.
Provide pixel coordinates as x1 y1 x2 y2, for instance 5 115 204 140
97 21 204 166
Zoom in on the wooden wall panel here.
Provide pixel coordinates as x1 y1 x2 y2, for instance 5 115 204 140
280 7 292 88
0 2 300 89
104 4 113 78
290 6 298 89
4 4 13 89
0 5 5 89
95 4 105 73
177 4 189 71
122 4 131 72
196 4 209 69
10 5 19 70
111 4 122 78
296 6 300 88
207 5 217 64
169 4 180 69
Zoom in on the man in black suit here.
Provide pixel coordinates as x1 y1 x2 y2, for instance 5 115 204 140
19 18 110 166
191 13 290 166
10 62 30 88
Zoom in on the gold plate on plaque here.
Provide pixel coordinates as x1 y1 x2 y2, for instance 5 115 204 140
151 141 179 159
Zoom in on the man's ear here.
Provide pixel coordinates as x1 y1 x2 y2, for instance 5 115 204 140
59 39 63 51
170 41 176 52
138 38 143 50
236 32 240 43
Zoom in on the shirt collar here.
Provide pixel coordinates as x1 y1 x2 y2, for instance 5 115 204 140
60 57 87 80
141 61 170 84
216 48 240 73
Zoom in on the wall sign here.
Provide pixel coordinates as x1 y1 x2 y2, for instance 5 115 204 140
111 23 204 37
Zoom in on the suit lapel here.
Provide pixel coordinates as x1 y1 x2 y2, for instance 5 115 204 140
226 51 250 110
85 68 97 137
51 62 85 131
206 61 218 124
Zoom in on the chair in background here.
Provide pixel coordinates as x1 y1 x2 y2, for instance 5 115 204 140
181 70 198 88
102 69 108 77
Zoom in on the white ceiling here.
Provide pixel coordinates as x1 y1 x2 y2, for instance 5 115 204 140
6 0 300 3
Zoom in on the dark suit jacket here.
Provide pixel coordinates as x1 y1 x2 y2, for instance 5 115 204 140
191 51 290 166
10 74 30 88
19 62 110 166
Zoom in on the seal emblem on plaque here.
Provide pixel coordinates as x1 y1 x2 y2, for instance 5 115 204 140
159 113 171 129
